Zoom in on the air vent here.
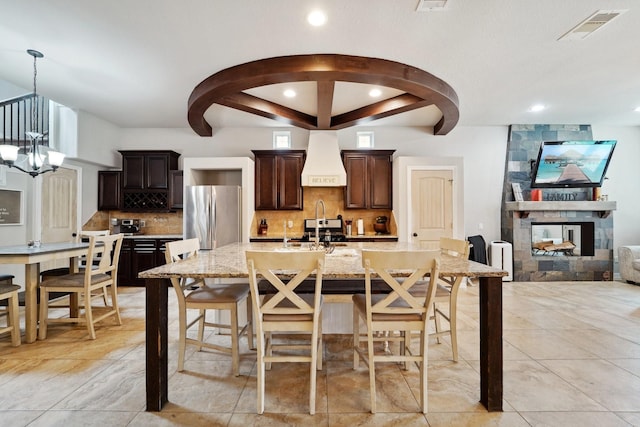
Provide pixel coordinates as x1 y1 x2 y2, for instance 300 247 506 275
558 10 627 41
415 0 447 12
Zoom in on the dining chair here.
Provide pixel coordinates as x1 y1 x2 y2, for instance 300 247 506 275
38 233 124 340
432 237 470 362
353 249 440 414
245 250 325 415
39 229 112 309
0 277 21 346
165 238 252 376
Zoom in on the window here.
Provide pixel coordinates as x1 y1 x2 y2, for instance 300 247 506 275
356 131 374 148
273 131 291 149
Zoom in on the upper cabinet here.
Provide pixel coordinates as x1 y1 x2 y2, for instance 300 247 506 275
342 150 394 209
168 170 184 210
253 150 305 210
120 150 179 190
97 150 180 211
98 170 121 211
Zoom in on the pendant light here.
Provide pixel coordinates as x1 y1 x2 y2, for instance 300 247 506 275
0 49 65 177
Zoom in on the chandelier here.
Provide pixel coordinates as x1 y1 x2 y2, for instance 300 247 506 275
0 49 65 177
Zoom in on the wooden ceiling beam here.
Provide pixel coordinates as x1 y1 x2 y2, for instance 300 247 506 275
188 54 459 136
316 81 335 129
218 92 317 129
330 94 431 129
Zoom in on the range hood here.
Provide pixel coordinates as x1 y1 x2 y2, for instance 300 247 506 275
301 131 347 187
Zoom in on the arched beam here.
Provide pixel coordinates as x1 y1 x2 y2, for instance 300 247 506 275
188 54 459 136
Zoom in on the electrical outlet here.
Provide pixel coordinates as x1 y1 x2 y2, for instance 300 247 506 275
140 220 146 227
287 220 293 228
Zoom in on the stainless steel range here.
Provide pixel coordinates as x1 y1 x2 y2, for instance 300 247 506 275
302 217 347 242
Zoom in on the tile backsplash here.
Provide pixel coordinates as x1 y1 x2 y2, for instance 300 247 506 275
83 187 394 238
251 187 396 237
83 210 183 235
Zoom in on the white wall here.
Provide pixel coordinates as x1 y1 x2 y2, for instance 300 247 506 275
0 168 35 284
591 126 640 248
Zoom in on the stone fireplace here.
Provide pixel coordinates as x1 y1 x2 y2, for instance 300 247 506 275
504 201 615 281
501 125 615 281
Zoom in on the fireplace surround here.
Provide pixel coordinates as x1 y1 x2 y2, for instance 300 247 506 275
501 125 615 281
504 201 614 281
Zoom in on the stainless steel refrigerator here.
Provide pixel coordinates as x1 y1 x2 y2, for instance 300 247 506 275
184 185 241 250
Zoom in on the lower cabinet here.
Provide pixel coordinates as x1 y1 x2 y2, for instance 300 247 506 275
118 237 178 286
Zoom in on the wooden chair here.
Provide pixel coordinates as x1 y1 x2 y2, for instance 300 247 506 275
432 237 470 362
0 276 21 346
38 234 124 340
39 229 111 308
353 249 440 414
165 238 252 376
245 250 325 415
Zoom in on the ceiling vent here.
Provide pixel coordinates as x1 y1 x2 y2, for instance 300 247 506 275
558 10 627 41
415 0 447 12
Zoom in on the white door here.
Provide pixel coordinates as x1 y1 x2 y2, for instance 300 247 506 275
410 169 453 249
40 167 78 269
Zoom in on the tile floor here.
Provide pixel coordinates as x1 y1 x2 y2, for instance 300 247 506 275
1 280 640 426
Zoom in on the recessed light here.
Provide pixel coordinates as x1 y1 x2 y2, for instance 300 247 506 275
307 10 327 26
369 88 382 98
283 89 296 98
634 106 640 112
529 104 546 112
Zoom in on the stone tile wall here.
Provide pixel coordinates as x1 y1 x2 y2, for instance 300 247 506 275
502 125 613 281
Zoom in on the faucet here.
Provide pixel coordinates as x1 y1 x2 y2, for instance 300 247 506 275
283 220 289 248
314 199 326 250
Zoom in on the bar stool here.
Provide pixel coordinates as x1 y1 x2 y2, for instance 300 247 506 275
0 275 21 346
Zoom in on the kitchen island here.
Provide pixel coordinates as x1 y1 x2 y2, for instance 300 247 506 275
140 241 507 413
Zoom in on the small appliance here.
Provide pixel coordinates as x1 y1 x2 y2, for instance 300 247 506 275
117 219 141 234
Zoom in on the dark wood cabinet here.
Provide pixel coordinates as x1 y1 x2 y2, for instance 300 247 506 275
97 171 121 211
118 237 178 286
342 150 394 209
169 170 183 210
253 150 305 210
117 239 133 285
118 150 180 211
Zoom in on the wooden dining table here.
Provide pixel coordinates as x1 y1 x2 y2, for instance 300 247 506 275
139 241 508 412
0 242 90 343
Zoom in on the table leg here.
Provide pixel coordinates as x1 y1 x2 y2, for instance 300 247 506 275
69 257 79 318
479 276 503 411
146 277 168 411
24 264 40 343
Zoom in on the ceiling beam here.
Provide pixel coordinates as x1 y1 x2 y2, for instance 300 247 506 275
331 94 432 129
316 81 335 129
218 92 317 129
188 54 459 136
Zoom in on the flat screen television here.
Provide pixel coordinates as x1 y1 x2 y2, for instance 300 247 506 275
530 140 616 188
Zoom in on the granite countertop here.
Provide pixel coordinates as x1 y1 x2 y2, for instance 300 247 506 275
250 234 398 240
139 241 507 280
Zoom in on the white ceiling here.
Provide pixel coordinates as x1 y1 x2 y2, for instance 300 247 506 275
1 0 639 132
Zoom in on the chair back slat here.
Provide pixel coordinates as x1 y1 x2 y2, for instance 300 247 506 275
165 238 204 293
361 250 440 317
245 250 324 317
440 237 470 259
85 234 124 283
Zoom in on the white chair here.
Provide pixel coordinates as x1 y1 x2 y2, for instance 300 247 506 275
165 239 252 376
432 237 470 362
353 249 440 414
245 250 325 415
0 277 21 346
38 234 124 340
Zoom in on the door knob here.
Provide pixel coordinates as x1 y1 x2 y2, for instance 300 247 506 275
412 233 418 237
